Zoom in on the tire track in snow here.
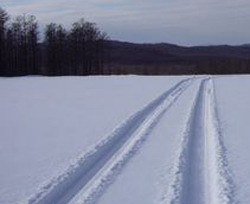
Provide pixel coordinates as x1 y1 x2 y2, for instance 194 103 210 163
27 77 195 204
204 79 237 204
164 78 237 204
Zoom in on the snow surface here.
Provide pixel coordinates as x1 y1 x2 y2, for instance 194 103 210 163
96 78 201 204
0 75 249 204
215 75 250 203
0 76 186 204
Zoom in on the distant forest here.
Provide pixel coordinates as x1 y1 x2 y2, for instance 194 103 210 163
1 7 250 76
0 7 107 76
107 41 250 75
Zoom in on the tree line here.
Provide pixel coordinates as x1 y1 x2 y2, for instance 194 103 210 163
1 7 249 76
0 7 108 76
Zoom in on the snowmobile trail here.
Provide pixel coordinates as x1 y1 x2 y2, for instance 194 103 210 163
28 77 194 204
166 78 236 204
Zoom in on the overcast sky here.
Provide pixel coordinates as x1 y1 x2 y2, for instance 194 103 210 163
1 0 250 45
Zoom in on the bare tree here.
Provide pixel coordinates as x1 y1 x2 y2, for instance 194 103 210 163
0 7 9 75
44 23 57 75
69 18 108 75
27 15 39 74
1 10 108 76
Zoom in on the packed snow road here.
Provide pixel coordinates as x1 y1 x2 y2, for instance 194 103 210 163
97 77 236 204
165 78 236 204
1 75 249 204
28 78 195 204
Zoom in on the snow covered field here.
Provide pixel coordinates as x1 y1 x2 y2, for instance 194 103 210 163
0 75 249 204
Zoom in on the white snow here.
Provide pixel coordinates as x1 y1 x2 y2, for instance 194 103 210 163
96 78 201 204
215 75 250 203
0 75 249 204
0 76 186 204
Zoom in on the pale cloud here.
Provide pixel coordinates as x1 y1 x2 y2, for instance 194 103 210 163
1 0 250 45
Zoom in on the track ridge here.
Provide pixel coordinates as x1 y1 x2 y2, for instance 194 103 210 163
205 79 237 204
27 77 194 204
165 77 237 204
